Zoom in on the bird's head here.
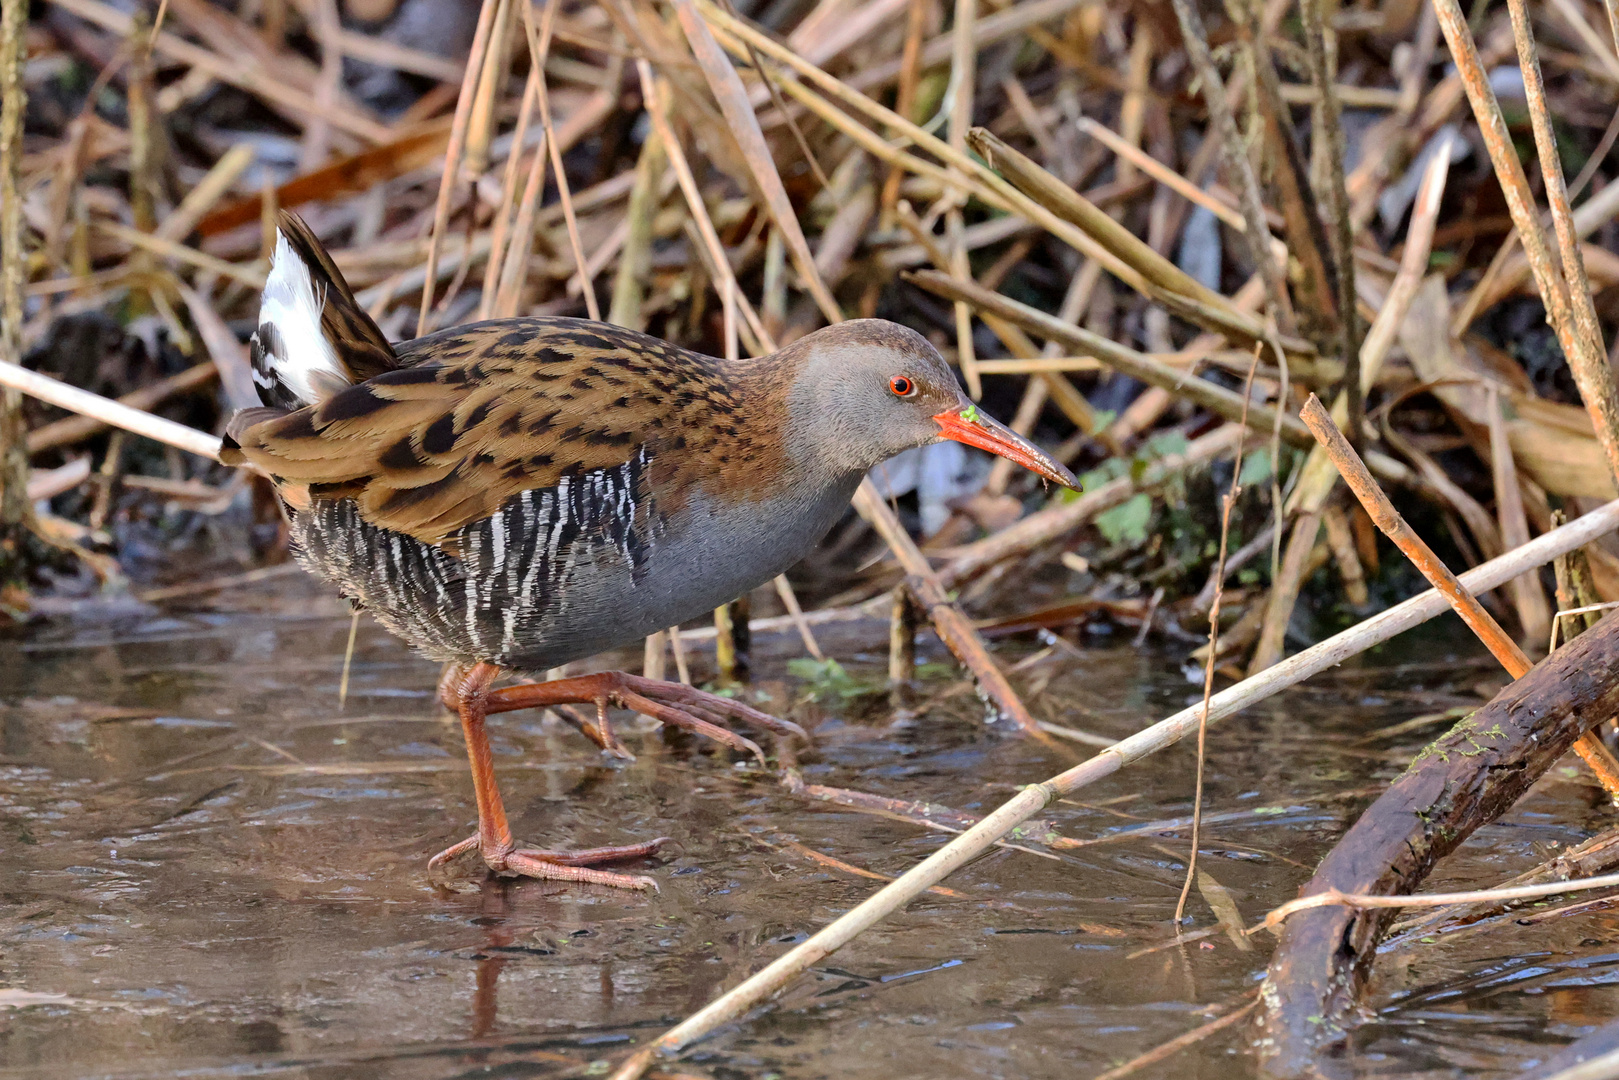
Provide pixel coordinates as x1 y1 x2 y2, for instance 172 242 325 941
781 319 1077 489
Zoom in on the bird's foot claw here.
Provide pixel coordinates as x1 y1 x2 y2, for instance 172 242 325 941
428 834 670 891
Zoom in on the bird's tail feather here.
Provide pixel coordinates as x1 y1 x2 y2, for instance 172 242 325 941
250 211 398 411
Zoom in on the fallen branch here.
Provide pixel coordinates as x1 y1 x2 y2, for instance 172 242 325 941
1253 611 1619 1077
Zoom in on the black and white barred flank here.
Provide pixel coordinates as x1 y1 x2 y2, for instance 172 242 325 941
291 447 659 670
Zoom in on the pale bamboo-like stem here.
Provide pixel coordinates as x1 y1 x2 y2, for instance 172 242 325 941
0 360 222 461
773 574 824 660
609 499 1619 1079
524 0 597 320
635 61 762 354
672 0 841 324
155 143 254 242
1299 394 1619 795
478 66 539 320
416 0 499 337
99 221 267 288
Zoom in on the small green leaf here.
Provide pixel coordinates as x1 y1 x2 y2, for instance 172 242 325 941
1144 431 1189 458
1096 493 1152 545
1239 447 1273 487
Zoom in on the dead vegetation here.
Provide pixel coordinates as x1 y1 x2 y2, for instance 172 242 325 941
9 0 1619 1073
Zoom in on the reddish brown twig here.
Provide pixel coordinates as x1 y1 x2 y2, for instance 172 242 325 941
1300 394 1619 796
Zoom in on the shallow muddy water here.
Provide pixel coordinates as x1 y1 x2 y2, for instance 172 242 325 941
2 574 1616 1079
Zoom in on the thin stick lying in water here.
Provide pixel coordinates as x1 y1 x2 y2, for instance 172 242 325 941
1092 995 1260 1080
608 497 1619 1080
338 608 361 709
1255 871 1619 932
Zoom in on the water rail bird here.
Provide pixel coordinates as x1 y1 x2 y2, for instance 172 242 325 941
223 212 1077 890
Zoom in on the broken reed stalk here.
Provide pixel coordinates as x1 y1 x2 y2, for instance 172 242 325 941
608 501 1619 1080
0 0 29 564
1298 394 1619 794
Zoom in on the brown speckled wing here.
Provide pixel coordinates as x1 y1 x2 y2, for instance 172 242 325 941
228 318 767 549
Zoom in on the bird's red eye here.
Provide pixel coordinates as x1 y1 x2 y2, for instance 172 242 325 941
890 375 916 398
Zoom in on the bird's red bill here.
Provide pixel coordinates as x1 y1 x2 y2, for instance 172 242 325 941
933 405 1078 489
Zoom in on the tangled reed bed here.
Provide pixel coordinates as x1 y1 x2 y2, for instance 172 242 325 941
10 0 1619 1074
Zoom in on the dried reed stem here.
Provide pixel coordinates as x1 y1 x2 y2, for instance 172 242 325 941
416 0 499 337
0 361 222 461
524 0 597 320
1166 0 1294 333
1259 871 1619 931
1433 0 1619 484
1299 394 1619 795
1175 350 1260 926
1300 0 1361 444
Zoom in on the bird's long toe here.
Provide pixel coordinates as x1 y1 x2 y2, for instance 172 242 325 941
620 689 769 764
428 833 668 891
503 850 659 891
624 675 808 741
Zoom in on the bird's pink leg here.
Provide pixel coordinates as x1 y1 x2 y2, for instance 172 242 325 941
429 662 666 891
